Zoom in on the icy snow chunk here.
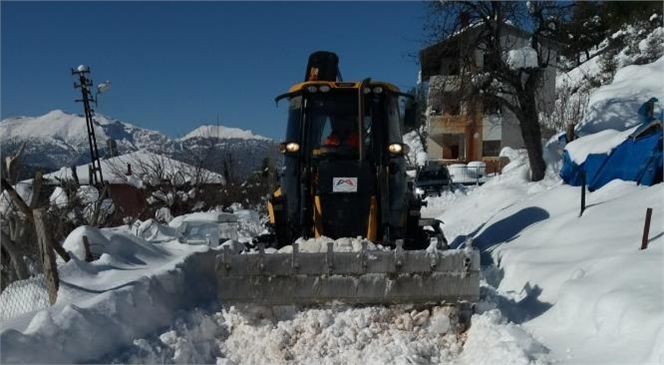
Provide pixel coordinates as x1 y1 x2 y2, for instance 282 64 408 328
76 185 99 205
429 312 451 334
49 187 68 208
277 236 380 253
155 207 173 223
137 218 175 242
457 309 549 364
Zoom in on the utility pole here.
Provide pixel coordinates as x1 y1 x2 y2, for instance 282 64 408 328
72 65 104 187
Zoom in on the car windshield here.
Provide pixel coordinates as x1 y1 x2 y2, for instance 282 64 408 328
418 169 448 180
182 222 220 242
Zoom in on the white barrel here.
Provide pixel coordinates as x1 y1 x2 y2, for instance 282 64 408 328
467 161 486 178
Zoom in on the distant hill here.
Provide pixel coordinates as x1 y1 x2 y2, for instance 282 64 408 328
0 110 279 181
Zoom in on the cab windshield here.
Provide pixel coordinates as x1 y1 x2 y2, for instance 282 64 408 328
307 91 370 151
418 168 449 181
284 88 403 156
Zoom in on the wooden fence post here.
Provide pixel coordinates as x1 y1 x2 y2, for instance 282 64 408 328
566 123 576 143
82 235 94 262
33 209 60 305
579 170 586 217
641 208 653 250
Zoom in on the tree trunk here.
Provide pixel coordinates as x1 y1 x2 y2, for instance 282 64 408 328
4 142 26 185
33 209 60 305
30 170 43 209
519 105 547 181
519 72 547 182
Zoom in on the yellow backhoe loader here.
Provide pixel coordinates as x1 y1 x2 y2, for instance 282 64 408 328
216 51 479 307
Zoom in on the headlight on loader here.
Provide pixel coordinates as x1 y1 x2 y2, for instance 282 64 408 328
388 143 403 154
388 143 410 156
285 142 300 153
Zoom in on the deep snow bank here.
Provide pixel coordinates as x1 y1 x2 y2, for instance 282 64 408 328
577 55 664 136
426 151 663 364
0 226 218 364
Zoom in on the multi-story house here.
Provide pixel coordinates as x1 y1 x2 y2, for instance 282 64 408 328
419 23 558 173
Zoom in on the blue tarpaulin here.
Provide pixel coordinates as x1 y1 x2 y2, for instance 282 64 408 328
561 99 663 191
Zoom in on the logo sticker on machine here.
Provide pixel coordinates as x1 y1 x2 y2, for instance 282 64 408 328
333 177 358 192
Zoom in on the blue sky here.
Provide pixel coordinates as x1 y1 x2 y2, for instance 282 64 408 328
1 1 430 140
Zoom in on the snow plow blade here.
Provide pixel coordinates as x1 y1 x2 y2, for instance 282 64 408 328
216 242 480 306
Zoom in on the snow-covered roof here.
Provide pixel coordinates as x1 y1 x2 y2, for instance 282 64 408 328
42 151 226 186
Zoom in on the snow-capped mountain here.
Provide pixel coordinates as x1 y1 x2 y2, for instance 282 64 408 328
0 110 278 180
180 125 269 141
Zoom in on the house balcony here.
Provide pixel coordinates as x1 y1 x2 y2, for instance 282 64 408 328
428 114 472 136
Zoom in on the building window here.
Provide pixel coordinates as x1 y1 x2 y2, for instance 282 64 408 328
482 140 501 157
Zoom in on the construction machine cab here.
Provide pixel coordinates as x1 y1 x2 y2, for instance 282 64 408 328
268 51 426 248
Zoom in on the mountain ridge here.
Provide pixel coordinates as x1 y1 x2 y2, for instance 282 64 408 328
1 110 277 181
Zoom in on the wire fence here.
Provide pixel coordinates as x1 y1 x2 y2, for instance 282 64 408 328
0 228 105 323
1 208 62 323
0 273 50 321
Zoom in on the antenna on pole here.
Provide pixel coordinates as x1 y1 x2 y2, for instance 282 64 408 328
72 64 105 188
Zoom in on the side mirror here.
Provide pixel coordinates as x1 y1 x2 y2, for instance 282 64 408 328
404 100 420 131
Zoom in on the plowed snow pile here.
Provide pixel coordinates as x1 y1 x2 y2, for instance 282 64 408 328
111 302 548 365
221 305 462 365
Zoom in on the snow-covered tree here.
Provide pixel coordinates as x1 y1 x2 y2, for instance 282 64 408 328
425 1 573 181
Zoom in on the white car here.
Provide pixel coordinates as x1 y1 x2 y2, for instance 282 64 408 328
177 212 239 247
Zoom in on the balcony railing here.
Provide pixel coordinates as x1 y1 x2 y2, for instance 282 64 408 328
428 115 471 135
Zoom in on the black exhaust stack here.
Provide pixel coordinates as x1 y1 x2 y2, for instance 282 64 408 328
305 51 340 82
